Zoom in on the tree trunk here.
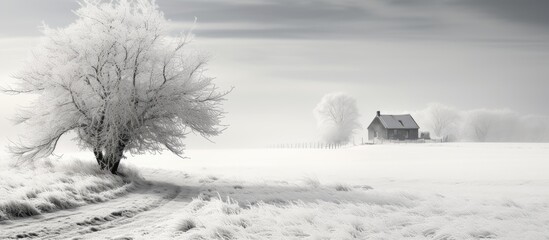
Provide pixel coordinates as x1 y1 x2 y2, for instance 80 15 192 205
94 148 107 170
93 145 125 174
92 134 129 174
107 150 123 175
107 138 128 175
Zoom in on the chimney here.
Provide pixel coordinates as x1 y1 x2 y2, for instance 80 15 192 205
377 111 381 116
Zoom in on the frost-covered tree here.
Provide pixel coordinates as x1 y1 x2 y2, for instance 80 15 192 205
425 103 460 141
462 110 494 142
415 104 549 142
314 92 361 144
4 0 230 174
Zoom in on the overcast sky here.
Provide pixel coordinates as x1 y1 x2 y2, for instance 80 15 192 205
1 0 549 150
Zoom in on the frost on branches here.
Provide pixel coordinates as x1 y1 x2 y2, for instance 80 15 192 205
314 92 361 144
5 0 230 174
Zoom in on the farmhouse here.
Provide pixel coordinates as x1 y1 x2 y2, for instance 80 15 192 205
367 111 420 140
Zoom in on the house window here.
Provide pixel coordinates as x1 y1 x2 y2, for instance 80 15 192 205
405 130 409 138
393 129 397 135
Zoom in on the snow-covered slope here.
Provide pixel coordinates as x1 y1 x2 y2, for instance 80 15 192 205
1 143 548 239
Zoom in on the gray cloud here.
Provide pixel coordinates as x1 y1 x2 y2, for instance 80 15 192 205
3 0 548 42
160 0 445 39
451 0 549 28
158 0 549 41
160 0 371 24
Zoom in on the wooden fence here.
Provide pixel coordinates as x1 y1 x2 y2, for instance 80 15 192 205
368 138 444 144
269 138 445 149
269 142 346 149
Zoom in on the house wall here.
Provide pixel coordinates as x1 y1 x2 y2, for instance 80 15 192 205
367 118 387 140
387 129 419 140
409 129 419 140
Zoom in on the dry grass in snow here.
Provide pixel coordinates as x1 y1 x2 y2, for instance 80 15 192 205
154 143 549 239
171 182 549 240
0 157 143 221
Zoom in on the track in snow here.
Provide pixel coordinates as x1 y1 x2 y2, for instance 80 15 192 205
0 170 197 240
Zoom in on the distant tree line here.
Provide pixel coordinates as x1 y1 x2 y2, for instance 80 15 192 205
415 103 549 142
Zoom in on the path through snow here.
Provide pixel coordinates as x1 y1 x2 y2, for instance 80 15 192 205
0 170 196 239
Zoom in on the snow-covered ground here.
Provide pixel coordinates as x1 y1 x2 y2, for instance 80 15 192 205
1 143 548 239
0 158 143 221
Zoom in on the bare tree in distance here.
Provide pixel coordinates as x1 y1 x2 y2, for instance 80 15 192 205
314 92 361 144
4 0 230 174
425 103 460 141
464 110 495 142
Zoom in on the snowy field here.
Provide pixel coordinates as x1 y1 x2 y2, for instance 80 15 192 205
1 143 549 239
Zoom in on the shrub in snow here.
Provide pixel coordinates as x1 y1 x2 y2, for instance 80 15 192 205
335 183 352 192
302 176 321 188
221 204 241 215
0 200 41 218
5 0 230 174
178 218 197 232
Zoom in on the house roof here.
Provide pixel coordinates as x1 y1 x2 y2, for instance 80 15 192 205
371 114 419 129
